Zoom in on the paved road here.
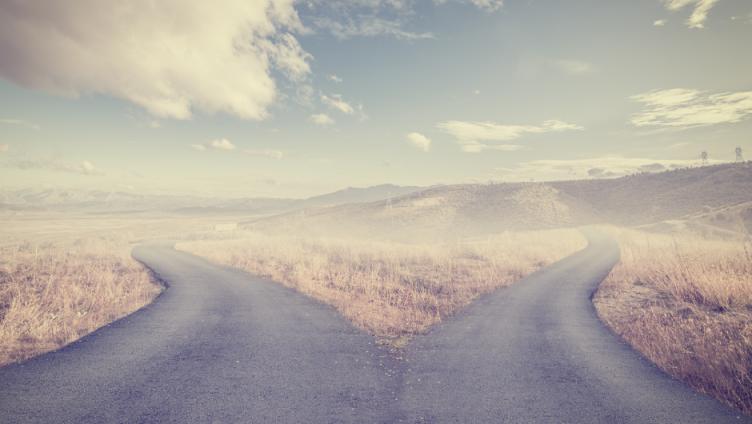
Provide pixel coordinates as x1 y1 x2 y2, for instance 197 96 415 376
0 234 748 423
0 242 401 423
399 229 747 423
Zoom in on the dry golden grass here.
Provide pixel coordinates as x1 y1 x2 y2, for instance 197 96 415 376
0 212 215 367
0 210 288 366
178 229 586 344
0 238 162 366
594 228 752 414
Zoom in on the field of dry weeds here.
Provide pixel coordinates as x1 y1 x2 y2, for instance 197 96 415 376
0 212 230 366
594 228 752 414
0 238 160 366
178 229 587 345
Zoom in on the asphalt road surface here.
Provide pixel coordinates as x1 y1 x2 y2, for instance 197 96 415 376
399 229 747 423
0 234 747 423
0 242 401 423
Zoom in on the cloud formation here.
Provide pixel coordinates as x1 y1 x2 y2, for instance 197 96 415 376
11 159 103 176
210 139 237 151
305 0 503 40
321 93 355 114
192 138 237 151
437 119 583 153
661 0 720 28
311 16 434 40
0 144 8 152
244 149 284 159
309 113 335 126
631 88 752 128
467 0 504 12
0 1 310 120
406 132 431 152
0 118 40 130
494 156 712 181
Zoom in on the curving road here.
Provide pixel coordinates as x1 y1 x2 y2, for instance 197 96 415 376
0 242 401 423
0 234 748 423
399 230 747 423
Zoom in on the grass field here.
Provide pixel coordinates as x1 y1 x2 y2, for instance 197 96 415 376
178 229 587 346
0 212 229 366
0 238 161 366
594 228 752 414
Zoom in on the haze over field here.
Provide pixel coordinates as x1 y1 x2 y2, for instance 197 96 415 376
2 1 752 422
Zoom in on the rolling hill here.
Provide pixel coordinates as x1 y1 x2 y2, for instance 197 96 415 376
0 184 425 215
243 163 752 241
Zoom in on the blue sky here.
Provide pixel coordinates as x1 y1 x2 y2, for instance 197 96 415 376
1 0 751 198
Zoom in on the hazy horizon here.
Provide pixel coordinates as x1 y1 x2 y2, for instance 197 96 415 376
1 0 751 198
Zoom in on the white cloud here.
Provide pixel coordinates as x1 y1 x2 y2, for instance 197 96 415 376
437 119 583 153
0 144 8 152
81 160 97 174
406 132 431 152
328 74 343 83
192 138 237 151
631 88 752 128
321 93 355 114
467 0 504 12
0 118 40 130
309 113 335 126
12 159 104 176
306 0 502 41
0 1 310 120
730 13 752 24
311 16 434 40
494 156 717 181
209 138 237 151
654 19 668 26
661 0 721 28
244 149 284 159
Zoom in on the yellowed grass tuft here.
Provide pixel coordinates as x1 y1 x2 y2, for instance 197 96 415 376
594 228 752 414
0 239 162 366
178 229 586 342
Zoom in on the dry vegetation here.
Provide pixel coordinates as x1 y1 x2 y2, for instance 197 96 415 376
594 228 752 414
178 229 587 345
0 212 226 367
0 237 161 366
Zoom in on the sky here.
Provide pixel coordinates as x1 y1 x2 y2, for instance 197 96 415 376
0 0 751 198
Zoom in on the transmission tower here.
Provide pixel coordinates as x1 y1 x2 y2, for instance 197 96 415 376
736 147 744 162
700 150 709 165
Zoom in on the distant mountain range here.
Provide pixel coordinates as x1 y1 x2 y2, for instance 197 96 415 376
5 164 751 240
0 184 425 215
242 163 752 240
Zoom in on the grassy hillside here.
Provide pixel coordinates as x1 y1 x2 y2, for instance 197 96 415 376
244 163 752 240
243 182 599 241
553 162 752 225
